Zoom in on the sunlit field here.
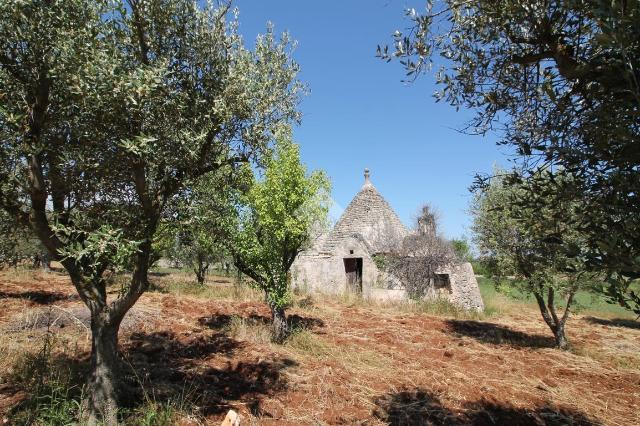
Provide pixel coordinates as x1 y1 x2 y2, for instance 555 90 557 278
1 268 638 425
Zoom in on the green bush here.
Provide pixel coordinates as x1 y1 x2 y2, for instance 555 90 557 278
8 333 82 425
470 260 489 276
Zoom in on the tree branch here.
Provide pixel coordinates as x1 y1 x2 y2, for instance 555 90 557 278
233 254 264 286
548 287 560 326
533 288 556 331
127 0 150 65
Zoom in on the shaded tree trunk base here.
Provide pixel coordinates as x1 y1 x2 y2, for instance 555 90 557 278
534 288 575 351
196 272 206 286
81 315 121 426
554 325 570 350
271 305 289 344
195 257 209 286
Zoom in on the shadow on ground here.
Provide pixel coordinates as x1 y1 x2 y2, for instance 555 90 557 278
3 327 296 421
198 312 325 331
148 271 171 277
373 388 601 426
0 290 75 305
124 330 298 416
584 316 640 330
445 319 554 348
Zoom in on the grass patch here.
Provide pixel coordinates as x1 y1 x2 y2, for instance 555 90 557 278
411 298 481 319
285 328 331 357
126 401 178 426
122 392 199 426
6 332 84 425
340 348 389 371
152 274 262 302
3 329 201 425
572 344 640 371
294 294 316 311
316 291 494 320
223 315 272 345
476 276 636 319
334 292 372 308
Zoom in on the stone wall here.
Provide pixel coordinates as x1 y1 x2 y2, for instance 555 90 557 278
293 254 485 311
446 262 485 311
291 235 380 296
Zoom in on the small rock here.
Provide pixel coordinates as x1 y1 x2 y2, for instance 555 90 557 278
221 409 240 426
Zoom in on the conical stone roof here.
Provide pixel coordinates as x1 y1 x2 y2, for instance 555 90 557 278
322 169 409 254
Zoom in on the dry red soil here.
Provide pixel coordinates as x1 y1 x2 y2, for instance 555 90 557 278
1 271 639 425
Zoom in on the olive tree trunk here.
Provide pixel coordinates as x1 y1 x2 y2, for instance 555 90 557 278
193 252 210 285
82 310 122 426
553 321 569 349
71 244 151 425
195 264 208 285
533 286 576 350
270 304 288 343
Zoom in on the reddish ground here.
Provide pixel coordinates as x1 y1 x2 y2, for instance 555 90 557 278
1 270 639 425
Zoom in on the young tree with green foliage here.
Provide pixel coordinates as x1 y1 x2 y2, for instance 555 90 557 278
381 1 640 315
472 170 593 349
0 1 302 423
450 238 472 263
230 130 330 343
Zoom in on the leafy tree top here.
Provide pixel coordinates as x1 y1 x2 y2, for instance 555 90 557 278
231 128 331 309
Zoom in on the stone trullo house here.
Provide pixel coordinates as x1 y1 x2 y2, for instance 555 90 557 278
291 169 484 311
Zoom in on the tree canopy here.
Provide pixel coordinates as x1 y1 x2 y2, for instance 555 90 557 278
381 0 640 313
471 169 593 348
0 0 303 422
230 129 330 342
167 165 250 284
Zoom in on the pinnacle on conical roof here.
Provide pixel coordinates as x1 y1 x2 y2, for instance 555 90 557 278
321 168 408 254
362 168 374 190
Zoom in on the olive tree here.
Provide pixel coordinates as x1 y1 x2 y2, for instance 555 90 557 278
230 130 330 343
381 0 640 314
0 0 302 423
450 238 472 263
471 170 593 349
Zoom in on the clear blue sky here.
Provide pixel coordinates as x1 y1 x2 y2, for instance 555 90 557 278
235 1 510 239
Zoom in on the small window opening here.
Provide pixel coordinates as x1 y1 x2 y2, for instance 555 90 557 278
434 274 452 294
349 250 354 254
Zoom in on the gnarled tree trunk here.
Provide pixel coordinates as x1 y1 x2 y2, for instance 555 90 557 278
194 252 209 285
533 286 575 350
553 321 569 349
270 304 288 343
82 309 122 426
73 242 151 425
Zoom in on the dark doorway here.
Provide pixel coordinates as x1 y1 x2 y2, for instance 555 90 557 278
343 258 363 293
434 274 452 295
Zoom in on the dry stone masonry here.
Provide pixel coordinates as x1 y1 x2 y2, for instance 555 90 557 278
291 169 484 311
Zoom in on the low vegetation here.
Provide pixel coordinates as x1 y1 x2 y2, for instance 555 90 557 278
1 269 638 425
